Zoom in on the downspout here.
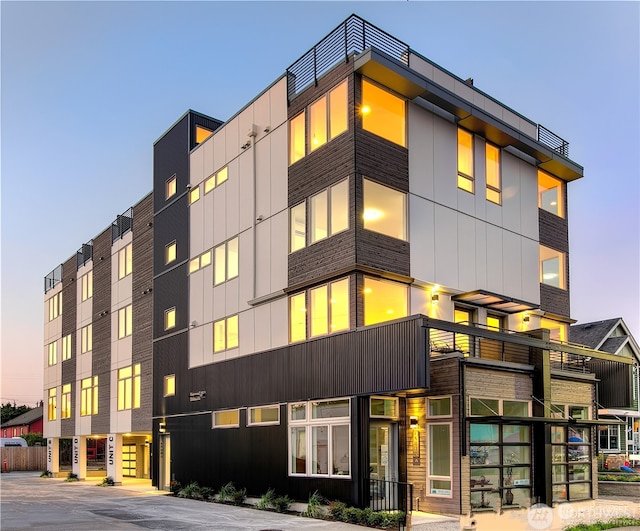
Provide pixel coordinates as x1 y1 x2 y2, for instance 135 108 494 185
248 125 258 299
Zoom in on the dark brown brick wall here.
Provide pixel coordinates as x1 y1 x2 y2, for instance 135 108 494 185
61 255 77 437
91 228 112 434
132 194 153 431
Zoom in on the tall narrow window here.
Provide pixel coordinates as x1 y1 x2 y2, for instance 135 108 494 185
48 341 57 366
165 241 177 264
118 243 133 279
361 80 405 147
80 324 92 353
48 292 62 321
291 278 349 341
310 190 328 243
290 111 306 165
458 128 474 193
118 304 133 339
429 424 452 496
166 175 177 199
538 170 564 218
329 80 348 139
164 375 176 397
81 271 93 301
48 388 57 421
290 203 306 252
485 144 501 204
213 315 239 352
363 277 407 326
62 334 72 361
290 293 307 342
540 245 566 289
80 376 98 416
164 308 176 330
309 96 328 152
61 384 71 419
214 238 238 285
117 364 140 410
227 238 239 280
363 179 406 240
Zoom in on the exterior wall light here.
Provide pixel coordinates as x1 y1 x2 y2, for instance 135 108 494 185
410 416 419 429
431 292 439 304
523 314 530 323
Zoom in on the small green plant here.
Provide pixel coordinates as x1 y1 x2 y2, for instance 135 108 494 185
328 500 346 519
200 486 215 501
302 490 325 518
217 481 236 503
367 510 384 527
169 480 182 495
178 481 203 500
40 470 53 478
564 518 640 531
98 476 115 487
342 506 361 523
231 486 247 505
256 488 276 510
64 472 79 482
272 495 292 513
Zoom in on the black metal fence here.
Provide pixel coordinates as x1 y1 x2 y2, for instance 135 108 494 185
366 477 413 527
286 14 409 102
44 264 63 293
111 207 133 242
538 124 570 157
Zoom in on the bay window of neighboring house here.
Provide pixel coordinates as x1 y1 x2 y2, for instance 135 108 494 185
598 424 620 452
289 278 350 342
361 79 405 147
363 277 407 326
289 399 351 478
363 179 406 240
540 245 566 289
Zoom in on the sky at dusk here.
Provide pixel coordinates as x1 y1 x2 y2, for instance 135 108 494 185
1 1 638 406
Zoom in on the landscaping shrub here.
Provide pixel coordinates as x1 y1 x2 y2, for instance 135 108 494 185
272 495 292 513
256 488 276 510
231 486 247 505
178 481 204 500
217 481 237 503
98 476 115 487
302 490 325 518
564 518 640 531
169 480 182 495
64 472 79 482
40 470 52 478
328 500 347 519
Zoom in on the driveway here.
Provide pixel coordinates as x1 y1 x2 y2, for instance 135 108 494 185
0 472 363 530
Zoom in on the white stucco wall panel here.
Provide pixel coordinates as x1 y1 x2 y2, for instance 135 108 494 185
270 124 288 215
224 116 239 165
253 304 272 353
269 78 288 131
502 231 523 298
270 297 289 349
485 224 504 294
474 220 488 290
202 134 214 180
189 269 205 329
212 180 227 247
190 197 204 258
212 284 226 322
238 310 255 357
457 213 477 291
521 237 541 304
432 117 457 209
501 152 522 234
256 136 271 218
237 155 254 234
408 104 434 200
189 325 204 369
213 126 226 172
190 145 204 187
434 204 459 288
270 211 288 292
225 278 239 316
255 219 271 298
409 195 435 282
203 190 215 252
225 166 241 239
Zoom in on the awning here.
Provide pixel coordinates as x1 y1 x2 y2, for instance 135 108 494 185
451 290 538 314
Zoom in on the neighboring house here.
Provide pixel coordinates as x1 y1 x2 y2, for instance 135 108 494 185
43 14 634 516
1 406 43 439
570 318 640 459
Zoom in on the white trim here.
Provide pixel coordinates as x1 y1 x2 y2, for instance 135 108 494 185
212 409 240 429
247 405 280 427
370 396 399 419
426 421 453 498
426 395 452 419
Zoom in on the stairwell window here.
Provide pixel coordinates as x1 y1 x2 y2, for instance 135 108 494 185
485 143 501 204
164 375 175 397
81 271 93 301
165 241 177 264
361 79 405 147
166 175 177 199
458 128 474 193
62 334 72 361
80 324 92 353
164 307 176 331
118 243 133 279
540 245 566 289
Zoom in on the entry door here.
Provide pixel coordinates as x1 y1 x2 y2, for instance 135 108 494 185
122 444 136 477
159 435 171 490
370 422 398 506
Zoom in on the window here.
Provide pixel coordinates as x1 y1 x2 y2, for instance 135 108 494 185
48 292 62 321
62 334 72 361
164 375 175 397
204 166 228 194
214 237 239 285
289 278 350 342
80 324 92 353
457 128 474 193
485 144 501 204
61 384 71 419
309 80 348 152
538 170 564 218
118 243 132 279
363 277 407 326
248 405 280 426
427 396 452 418
486 314 504 332
363 179 406 240
470 424 532 509
48 388 57 421
290 180 349 251
370 397 399 418
289 111 306 165
81 271 93 301
213 315 239 352
540 245 565 289
289 399 350 477
166 175 177 199
164 308 176 331
195 125 213 144
469 397 530 417
429 424 452 496
80 376 98 416
361 79 405 147
118 305 132 339
598 424 620 452
117 364 140 410
189 186 200 204
165 241 176 264
541 318 567 342
551 425 592 502
189 250 212 274
47 341 57 366
213 409 240 428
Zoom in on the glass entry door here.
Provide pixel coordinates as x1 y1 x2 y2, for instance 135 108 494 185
370 422 398 507
159 434 171 490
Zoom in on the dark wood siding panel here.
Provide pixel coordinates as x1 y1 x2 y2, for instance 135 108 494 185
91 228 112 434
61 255 77 436
540 283 570 318
288 61 353 118
539 209 568 253
132 194 153 431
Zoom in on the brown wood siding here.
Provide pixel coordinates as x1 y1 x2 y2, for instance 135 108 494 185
540 283 570 318
61 255 77 436
91 228 112 434
465 366 532 401
131 194 153 431
550 378 594 406
539 208 570 317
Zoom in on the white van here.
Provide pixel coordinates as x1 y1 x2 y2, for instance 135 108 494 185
0 437 28 447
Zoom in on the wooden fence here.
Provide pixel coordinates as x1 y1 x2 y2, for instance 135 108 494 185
1 447 47 472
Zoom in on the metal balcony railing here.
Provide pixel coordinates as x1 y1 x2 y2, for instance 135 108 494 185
44 264 63 293
366 477 412 529
538 124 570 157
111 207 133 242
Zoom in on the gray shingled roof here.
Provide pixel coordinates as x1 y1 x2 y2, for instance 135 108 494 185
1 406 43 428
599 336 628 354
569 318 621 349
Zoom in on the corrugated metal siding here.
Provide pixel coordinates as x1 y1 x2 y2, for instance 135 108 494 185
592 360 632 409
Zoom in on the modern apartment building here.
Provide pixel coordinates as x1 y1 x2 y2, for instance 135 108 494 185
44 15 634 515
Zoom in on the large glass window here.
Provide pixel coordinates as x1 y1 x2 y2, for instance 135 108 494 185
48 388 57 421
289 112 306 165
470 423 531 510
485 144 501 204
363 277 407 326
118 243 133 279
363 179 406 240
429 424 452 496
290 203 306 252
118 304 132 339
458 128 474 193
290 293 307 343
81 271 93 301
289 399 350 478
48 341 57 366
62 334 72 361
48 292 62 321
213 315 239 352
117 364 140 410
309 96 327 152
598 424 620 452
540 245 566 289
538 170 564 218
214 237 239 285
541 318 568 342
248 405 280 426
61 384 71 419
552 425 592 502
80 376 98 416
80 324 92 353
361 80 405 147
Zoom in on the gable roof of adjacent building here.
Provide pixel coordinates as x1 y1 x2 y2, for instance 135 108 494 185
0 406 43 429
570 318 640 362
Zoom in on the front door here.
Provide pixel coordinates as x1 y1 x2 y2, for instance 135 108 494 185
159 434 171 490
370 422 398 508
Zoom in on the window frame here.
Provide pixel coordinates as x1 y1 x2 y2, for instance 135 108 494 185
212 409 240 429
189 185 200 204
164 307 176 331
117 364 141 411
47 387 57 421
361 78 406 147
81 271 93 301
80 324 92 354
468 397 531 417
61 383 71 419
166 175 177 199
538 170 565 218
457 128 474 193
62 334 72 361
164 374 176 397
363 179 407 241
485 143 501 204
118 243 133 280
363 276 408 327
213 237 239 285
427 396 452 419
247 405 281 427
369 397 399 419
165 241 177 265
540 245 566 289
118 304 133 339
213 314 239 353
427 422 453 497
47 341 57 366
80 376 98 416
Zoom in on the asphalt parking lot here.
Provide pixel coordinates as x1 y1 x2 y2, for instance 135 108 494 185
0 472 363 530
